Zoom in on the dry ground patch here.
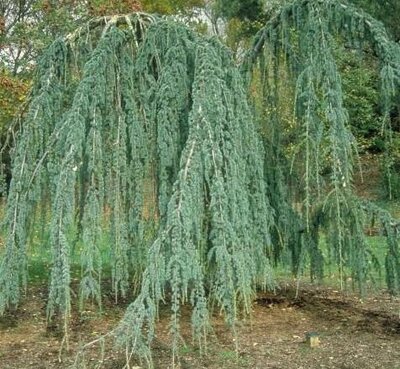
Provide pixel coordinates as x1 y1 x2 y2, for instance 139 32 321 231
0 284 399 369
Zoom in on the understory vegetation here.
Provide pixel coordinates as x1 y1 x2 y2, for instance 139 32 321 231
0 1 399 368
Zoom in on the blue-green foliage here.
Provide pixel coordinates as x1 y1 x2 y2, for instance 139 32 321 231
0 38 69 315
245 0 400 294
114 22 274 364
0 13 274 366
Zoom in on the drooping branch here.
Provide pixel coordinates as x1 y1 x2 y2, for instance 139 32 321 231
113 23 274 364
1 13 275 367
244 0 400 293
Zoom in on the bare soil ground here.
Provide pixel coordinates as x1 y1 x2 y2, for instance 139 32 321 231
0 282 399 369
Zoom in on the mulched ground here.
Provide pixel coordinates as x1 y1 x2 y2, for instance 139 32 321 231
0 282 399 369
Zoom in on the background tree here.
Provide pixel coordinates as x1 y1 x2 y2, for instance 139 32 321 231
351 0 400 41
342 0 400 198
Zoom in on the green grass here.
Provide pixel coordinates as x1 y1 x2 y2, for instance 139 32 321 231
26 233 391 294
15 197 400 296
216 350 250 367
274 233 390 294
27 225 113 285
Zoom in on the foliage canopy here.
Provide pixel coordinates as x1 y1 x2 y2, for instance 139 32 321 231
0 1 400 367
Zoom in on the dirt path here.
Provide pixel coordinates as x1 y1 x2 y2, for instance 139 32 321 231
0 284 399 369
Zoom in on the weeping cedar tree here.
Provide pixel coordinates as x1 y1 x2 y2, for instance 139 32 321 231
0 0 399 367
